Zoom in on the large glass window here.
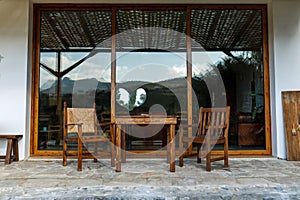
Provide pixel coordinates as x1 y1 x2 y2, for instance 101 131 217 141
33 5 269 155
116 51 187 150
115 10 187 150
38 10 112 150
191 9 265 150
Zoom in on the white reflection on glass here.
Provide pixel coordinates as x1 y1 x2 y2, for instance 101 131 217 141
116 88 147 111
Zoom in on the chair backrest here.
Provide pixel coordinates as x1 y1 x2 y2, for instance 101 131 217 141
64 102 98 134
197 106 230 138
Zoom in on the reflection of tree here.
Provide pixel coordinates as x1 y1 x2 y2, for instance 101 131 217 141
137 93 146 106
40 51 98 124
128 90 137 111
116 89 124 105
193 51 263 119
116 88 147 111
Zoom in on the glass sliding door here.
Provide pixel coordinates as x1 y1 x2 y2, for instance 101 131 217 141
116 51 187 150
115 10 187 150
33 4 269 156
37 10 112 150
191 8 266 150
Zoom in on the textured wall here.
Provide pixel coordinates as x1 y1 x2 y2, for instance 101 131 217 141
0 0 29 159
273 0 300 159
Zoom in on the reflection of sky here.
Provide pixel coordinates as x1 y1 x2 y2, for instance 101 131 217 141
40 51 225 86
116 52 225 83
116 52 186 83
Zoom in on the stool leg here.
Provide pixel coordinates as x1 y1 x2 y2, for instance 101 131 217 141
5 139 13 164
12 139 19 161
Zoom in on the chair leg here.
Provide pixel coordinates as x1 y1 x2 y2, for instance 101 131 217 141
224 141 229 168
197 144 201 163
179 146 185 167
206 153 211 172
179 129 184 167
179 155 183 167
78 137 83 171
63 139 67 166
93 143 98 162
205 144 211 172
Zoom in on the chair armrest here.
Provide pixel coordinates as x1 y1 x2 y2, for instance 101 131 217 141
204 125 227 129
179 124 198 128
98 122 112 126
65 122 83 126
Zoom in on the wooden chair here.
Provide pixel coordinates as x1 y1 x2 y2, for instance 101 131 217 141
179 106 230 171
63 102 115 171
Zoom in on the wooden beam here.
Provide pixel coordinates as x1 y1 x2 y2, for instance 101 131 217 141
186 7 193 155
111 8 116 123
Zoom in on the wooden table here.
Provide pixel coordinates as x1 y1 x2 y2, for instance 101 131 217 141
114 115 177 172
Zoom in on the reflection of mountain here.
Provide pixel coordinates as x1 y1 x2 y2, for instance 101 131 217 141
39 76 211 115
41 76 188 94
40 77 111 94
116 81 150 91
117 77 187 90
157 77 187 89
41 80 55 90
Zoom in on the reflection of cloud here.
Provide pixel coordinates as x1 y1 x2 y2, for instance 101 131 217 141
117 63 186 83
192 63 212 77
65 54 111 82
40 53 112 85
41 56 57 69
116 65 129 81
61 54 80 69
40 50 224 85
169 64 186 77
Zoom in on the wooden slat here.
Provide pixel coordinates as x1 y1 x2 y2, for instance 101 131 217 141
262 5 272 156
282 91 300 160
210 156 225 162
0 135 22 139
115 116 177 125
31 6 41 156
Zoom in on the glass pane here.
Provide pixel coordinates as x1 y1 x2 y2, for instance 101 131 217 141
38 10 112 150
116 10 187 151
39 60 60 150
60 52 89 72
191 9 265 150
116 51 187 150
40 52 57 71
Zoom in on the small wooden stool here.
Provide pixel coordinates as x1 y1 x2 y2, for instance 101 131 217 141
0 135 23 164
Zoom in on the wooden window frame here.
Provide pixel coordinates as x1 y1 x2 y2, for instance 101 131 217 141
31 4 271 157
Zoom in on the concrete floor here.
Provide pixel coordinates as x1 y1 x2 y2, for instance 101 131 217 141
0 157 300 199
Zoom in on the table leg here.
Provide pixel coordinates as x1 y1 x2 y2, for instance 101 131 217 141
116 125 121 172
170 124 175 172
121 129 126 162
167 127 170 163
110 123 115 167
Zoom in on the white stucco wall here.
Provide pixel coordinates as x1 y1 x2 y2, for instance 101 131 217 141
0 0 29 159
2 0 296 160
272 0 300 159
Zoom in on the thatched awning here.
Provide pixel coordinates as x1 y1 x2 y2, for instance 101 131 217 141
40 8 262 52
